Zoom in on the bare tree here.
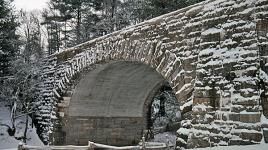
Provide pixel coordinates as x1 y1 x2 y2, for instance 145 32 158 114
19 10 45 62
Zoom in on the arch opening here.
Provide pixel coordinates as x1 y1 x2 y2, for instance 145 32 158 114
53 60 180 146
144 84 181 146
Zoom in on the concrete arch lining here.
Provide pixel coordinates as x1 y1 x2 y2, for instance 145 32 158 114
69 60 166 118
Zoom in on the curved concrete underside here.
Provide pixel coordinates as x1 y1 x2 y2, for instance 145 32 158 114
69 61 165 117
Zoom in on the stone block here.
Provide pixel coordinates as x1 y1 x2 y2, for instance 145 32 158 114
59 112 64 117
229 113 240 122
194 89 207 98
262 123 268 129
240 113 261 123
187 134 210 149
231 105 246 113
236 124 261 131
193 97 210 105
228 139 256 146
240 132 262 142
63 97 71 105
233 99 259 106
57 106 65 113
210 135 222 144
257 20 268 32
66 91 73 97
260 45 268 57
176 137 187 148
262 98 268 117
201 32 221 43
177 131 188 141
263 128 268 143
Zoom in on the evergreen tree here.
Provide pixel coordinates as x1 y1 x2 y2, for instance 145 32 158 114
0 0 20 76
41 0 205 55
42 8 62 55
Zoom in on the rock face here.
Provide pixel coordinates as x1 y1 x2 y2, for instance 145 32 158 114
38 0 268 148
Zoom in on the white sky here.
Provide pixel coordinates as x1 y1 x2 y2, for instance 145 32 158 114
14 0 49 11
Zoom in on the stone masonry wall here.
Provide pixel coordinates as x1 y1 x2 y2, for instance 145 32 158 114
38 0 268 148
64 117 144 146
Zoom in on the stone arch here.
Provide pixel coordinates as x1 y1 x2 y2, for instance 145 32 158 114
54 60 180 146
37 0 268 147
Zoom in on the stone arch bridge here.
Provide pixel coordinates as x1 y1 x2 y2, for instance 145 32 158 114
37 0 268 148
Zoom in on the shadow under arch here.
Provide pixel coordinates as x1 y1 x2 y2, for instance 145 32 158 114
57 60 179 146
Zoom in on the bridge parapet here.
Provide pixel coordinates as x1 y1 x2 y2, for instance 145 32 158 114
36 0 268 148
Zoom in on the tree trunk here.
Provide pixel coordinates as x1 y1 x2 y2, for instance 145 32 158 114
76 1 81 44
111 0 116 18
23 115 29 143
31 113 34 128
111 0 117 31
56 23 60 52
64 20 67 48
9 100 17 136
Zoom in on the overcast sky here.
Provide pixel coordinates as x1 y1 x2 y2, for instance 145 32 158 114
14 0 49 11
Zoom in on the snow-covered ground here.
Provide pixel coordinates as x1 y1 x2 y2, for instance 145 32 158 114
192 144 268 150
0 101 43 149
150 132 177 147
